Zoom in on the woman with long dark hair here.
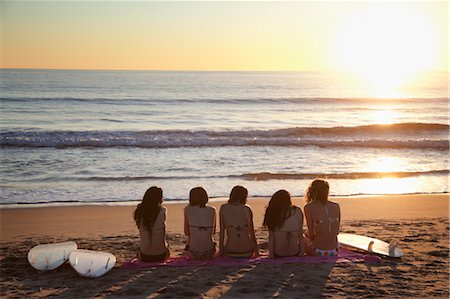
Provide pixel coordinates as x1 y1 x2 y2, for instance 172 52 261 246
134 186 169 262
184 187 216 259
263 190 304 258
304 179 340 256
219 186 259 258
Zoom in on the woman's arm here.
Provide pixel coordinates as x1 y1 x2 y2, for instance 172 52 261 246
298 208 305 256
212 207 217 235
183 207 190 236
163 207 168 248
219 206 225 256
304 205 315 241
183 207 191 250
247 207 259 256
337 203 341 234
268 231 275 259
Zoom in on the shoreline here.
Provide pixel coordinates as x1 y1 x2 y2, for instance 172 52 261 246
0 191 448 209
1 193 448 243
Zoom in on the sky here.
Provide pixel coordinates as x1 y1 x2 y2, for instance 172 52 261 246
1 1 448 71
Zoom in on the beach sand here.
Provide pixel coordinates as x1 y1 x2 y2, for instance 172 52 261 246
1 194 449 298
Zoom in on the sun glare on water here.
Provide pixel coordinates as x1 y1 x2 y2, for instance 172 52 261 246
356 156 418 194
366 156 407 174
333 5 442 98
371 108 398 125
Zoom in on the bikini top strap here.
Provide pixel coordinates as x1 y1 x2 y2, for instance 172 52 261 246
227 224 249 230
190 225 213 231
227 204 250 230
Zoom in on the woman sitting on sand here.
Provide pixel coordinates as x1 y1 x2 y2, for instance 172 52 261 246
263 190 304 258
134 186 170 262
184 187 217 259
219 186 259 258
304 179 340 256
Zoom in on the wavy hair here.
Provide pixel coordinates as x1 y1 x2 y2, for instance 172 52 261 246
305 179 329 205
134 186 163 231
263 190 293 231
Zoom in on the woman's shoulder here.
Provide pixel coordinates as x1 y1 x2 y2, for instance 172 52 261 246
304 202 314 210
205 205 216 212
220 203 229 209
220 203 236 211
244 204 253 211
291 205 303 214
327 201 340 208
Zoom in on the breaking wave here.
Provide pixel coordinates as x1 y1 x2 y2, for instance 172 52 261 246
1 123 448 150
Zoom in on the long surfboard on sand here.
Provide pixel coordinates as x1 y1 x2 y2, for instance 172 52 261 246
69 249 116 278
338 233 403 258
28 241 77 271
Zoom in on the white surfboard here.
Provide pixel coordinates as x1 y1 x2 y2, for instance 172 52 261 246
338 233 403 257
69 249 116 278
28 241 77 271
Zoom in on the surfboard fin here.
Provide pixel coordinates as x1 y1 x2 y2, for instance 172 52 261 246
105 257 111 269
389 239 399 254
367 241 375 252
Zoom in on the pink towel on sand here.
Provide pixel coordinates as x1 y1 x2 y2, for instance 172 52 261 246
121 248 380 269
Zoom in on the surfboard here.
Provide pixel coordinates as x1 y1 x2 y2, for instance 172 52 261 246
69 249 116 278
338 233 403 258
27 241 78 271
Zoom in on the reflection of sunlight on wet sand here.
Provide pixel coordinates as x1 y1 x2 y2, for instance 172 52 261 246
366 156 407 173
355 177 419 194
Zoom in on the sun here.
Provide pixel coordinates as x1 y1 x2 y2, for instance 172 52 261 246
332 5 442 98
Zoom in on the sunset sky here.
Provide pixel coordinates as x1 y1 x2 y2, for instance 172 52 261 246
1 1 448 72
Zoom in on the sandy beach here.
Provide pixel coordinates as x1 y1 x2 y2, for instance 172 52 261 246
1 194 449 298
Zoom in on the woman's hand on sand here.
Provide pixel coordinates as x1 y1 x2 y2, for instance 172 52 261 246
254 249 260 257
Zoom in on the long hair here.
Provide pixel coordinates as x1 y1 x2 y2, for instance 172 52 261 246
189 187 209 208
228 185 248 204
134 186 163 231
305 179 329 205
263 190 292 231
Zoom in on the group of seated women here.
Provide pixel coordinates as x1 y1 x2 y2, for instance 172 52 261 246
133 179 340 262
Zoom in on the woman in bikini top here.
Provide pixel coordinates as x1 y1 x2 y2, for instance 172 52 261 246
219 186 259 257
304 179 341 256
134 186 169 262
263 190 304 258
184 187 216 259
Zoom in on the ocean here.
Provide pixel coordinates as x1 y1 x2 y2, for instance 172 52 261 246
0 69 448 206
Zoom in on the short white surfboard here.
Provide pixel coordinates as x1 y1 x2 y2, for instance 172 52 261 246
28 241 78 271
69 249 116 278
338 233 403 257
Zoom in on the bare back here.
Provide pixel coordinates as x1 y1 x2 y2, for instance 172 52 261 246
270 207 304 257
138 206 168 256
219 203 257 254
304 201 340 250
184 205 216 252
